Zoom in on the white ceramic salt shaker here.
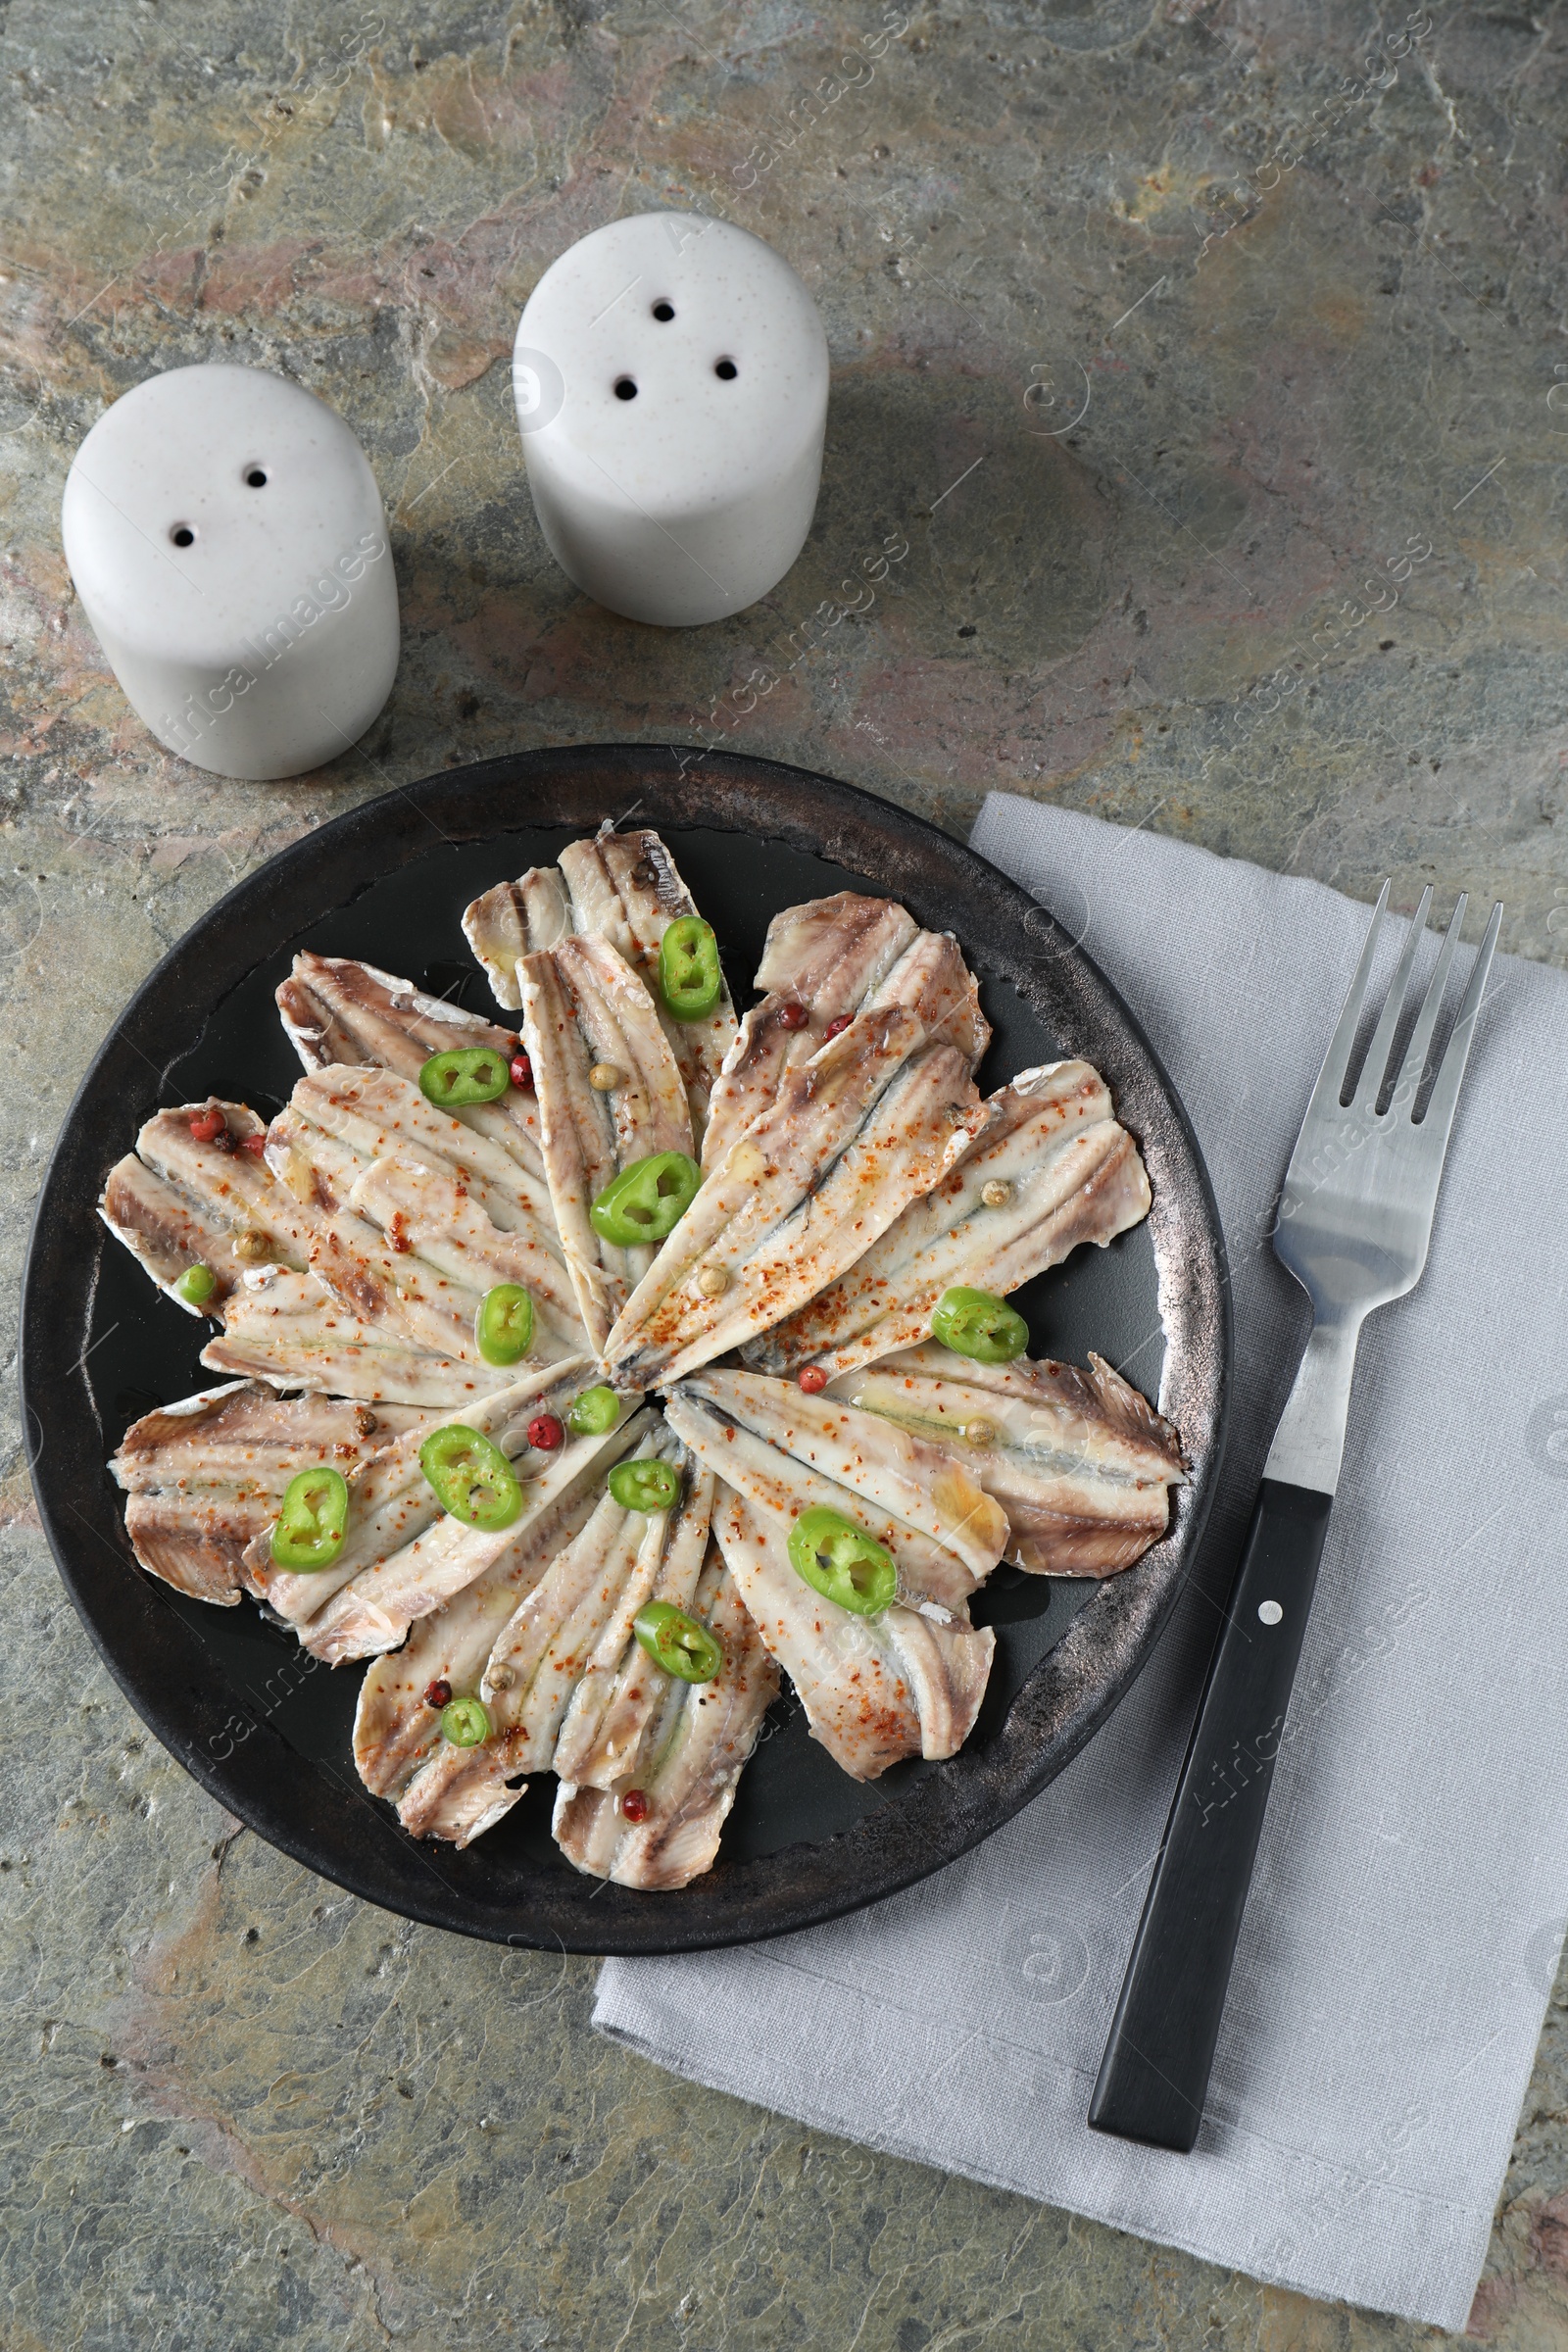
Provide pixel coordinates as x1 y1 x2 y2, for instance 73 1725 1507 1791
61 364 399 780
513 214 829 627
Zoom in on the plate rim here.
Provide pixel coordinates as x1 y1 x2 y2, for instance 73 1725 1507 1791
21 745 1231 1955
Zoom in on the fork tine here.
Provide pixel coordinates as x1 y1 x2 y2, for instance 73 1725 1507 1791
1387 892 1466 1117
1301 880 1391 1118
1352 884 1433 1108
1416 901 1503 1152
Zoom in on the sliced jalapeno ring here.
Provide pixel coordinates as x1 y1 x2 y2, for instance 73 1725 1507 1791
270 1466 350 1572
787 1505 898 1617
608 1457 682 1514
475 1282 534 1366
589 1152 702 1248
440 1695 490 1746
929 1285 1029 1365
633 1599 723 1684
659 915 723 1021
567 1384 621 1436
417 1044 511 1106
174 1262 218 1307
419 1423 524 1530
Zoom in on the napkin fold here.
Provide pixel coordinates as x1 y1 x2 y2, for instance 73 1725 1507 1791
595 795 1568 2330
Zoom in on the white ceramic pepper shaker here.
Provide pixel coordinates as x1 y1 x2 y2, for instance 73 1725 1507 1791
513 213 829 627
61 364 399 781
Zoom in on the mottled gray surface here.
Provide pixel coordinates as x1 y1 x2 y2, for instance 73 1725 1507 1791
3 0 1566 2343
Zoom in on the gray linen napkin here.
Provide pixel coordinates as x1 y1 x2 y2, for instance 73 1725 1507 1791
595 795 1568 2330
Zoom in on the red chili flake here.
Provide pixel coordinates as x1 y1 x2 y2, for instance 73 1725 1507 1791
239 1133 268 1157
189 1107 224 1143
510 1053 533 1091
823 1013 853 1040
776 1002 808 1031
527 1413 564 1452
423 1679 452 1710
797 1365 828 1394
621 1789 650 1824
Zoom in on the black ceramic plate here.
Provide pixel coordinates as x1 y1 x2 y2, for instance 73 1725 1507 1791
23 747 1229 1955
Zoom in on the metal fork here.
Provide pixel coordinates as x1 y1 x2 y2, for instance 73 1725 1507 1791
1089 881 1503 2154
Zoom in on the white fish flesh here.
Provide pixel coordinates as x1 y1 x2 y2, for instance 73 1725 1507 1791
108 1384 427 1604
518 934 695 1354
554 1547 780 1890
551 1453 717 1792
287 1391 647 1670
243 1362 636 1660
394 1418 695 1841
828 1343 1185 1576
202 1268 518 1408
277 951 546 1182
745 1059 1152 1380
662 1369 1006 1610
710 1484 994 1781
245 1359 595 1627
465 827 738 1143
352 1478 606 1809
100 1100 310 1315
704 894 989 1171
603 1007 986 1390
461 864 572 984
262 1073 587 1372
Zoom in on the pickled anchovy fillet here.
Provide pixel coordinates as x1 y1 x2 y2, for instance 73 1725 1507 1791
353 1477 608 1805
604 1007 985 1391
554 1548 779 1889
551 1456 715 1792
828 1343 1185 1576
203 1268 519 1407
747 1059 1152 1379
109 1384 427 1605
754 890 916 997
277 952 545 1182
704 896 989 1172
289 1387 645 1670
246 1360 592 1627
461 865 572 991
710 1485 994 1781
100 1101 310 1315
289 1064 558 1238
465 827 738 1144
663 1370 1006 1610
519 933 695 1354
395 1418 687 1841
263 1073 588 1374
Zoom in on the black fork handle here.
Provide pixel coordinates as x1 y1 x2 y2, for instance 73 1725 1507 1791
1087 1479 1335 2152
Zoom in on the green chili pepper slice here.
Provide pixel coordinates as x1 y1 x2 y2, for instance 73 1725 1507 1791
475 1283 534 1366
174 1262 218 1306
659 916 723 1022
440 1695 490 1746
567 1384 621 1436
419 1424 524 1530
270 1466 350 1572
608 1457 682 1514
589 1152 702 1248
633 1599 723 1684
787 1505 898 1617
929 1286 1029 1365
418 1045 511 1107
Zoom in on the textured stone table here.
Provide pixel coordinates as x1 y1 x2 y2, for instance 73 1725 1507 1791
3 2 1565 2344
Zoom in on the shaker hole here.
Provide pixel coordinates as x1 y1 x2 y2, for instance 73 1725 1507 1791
245 466 268 488
652 301 675 322
714 358 738 380
614 377 638 401
170 524 195 547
